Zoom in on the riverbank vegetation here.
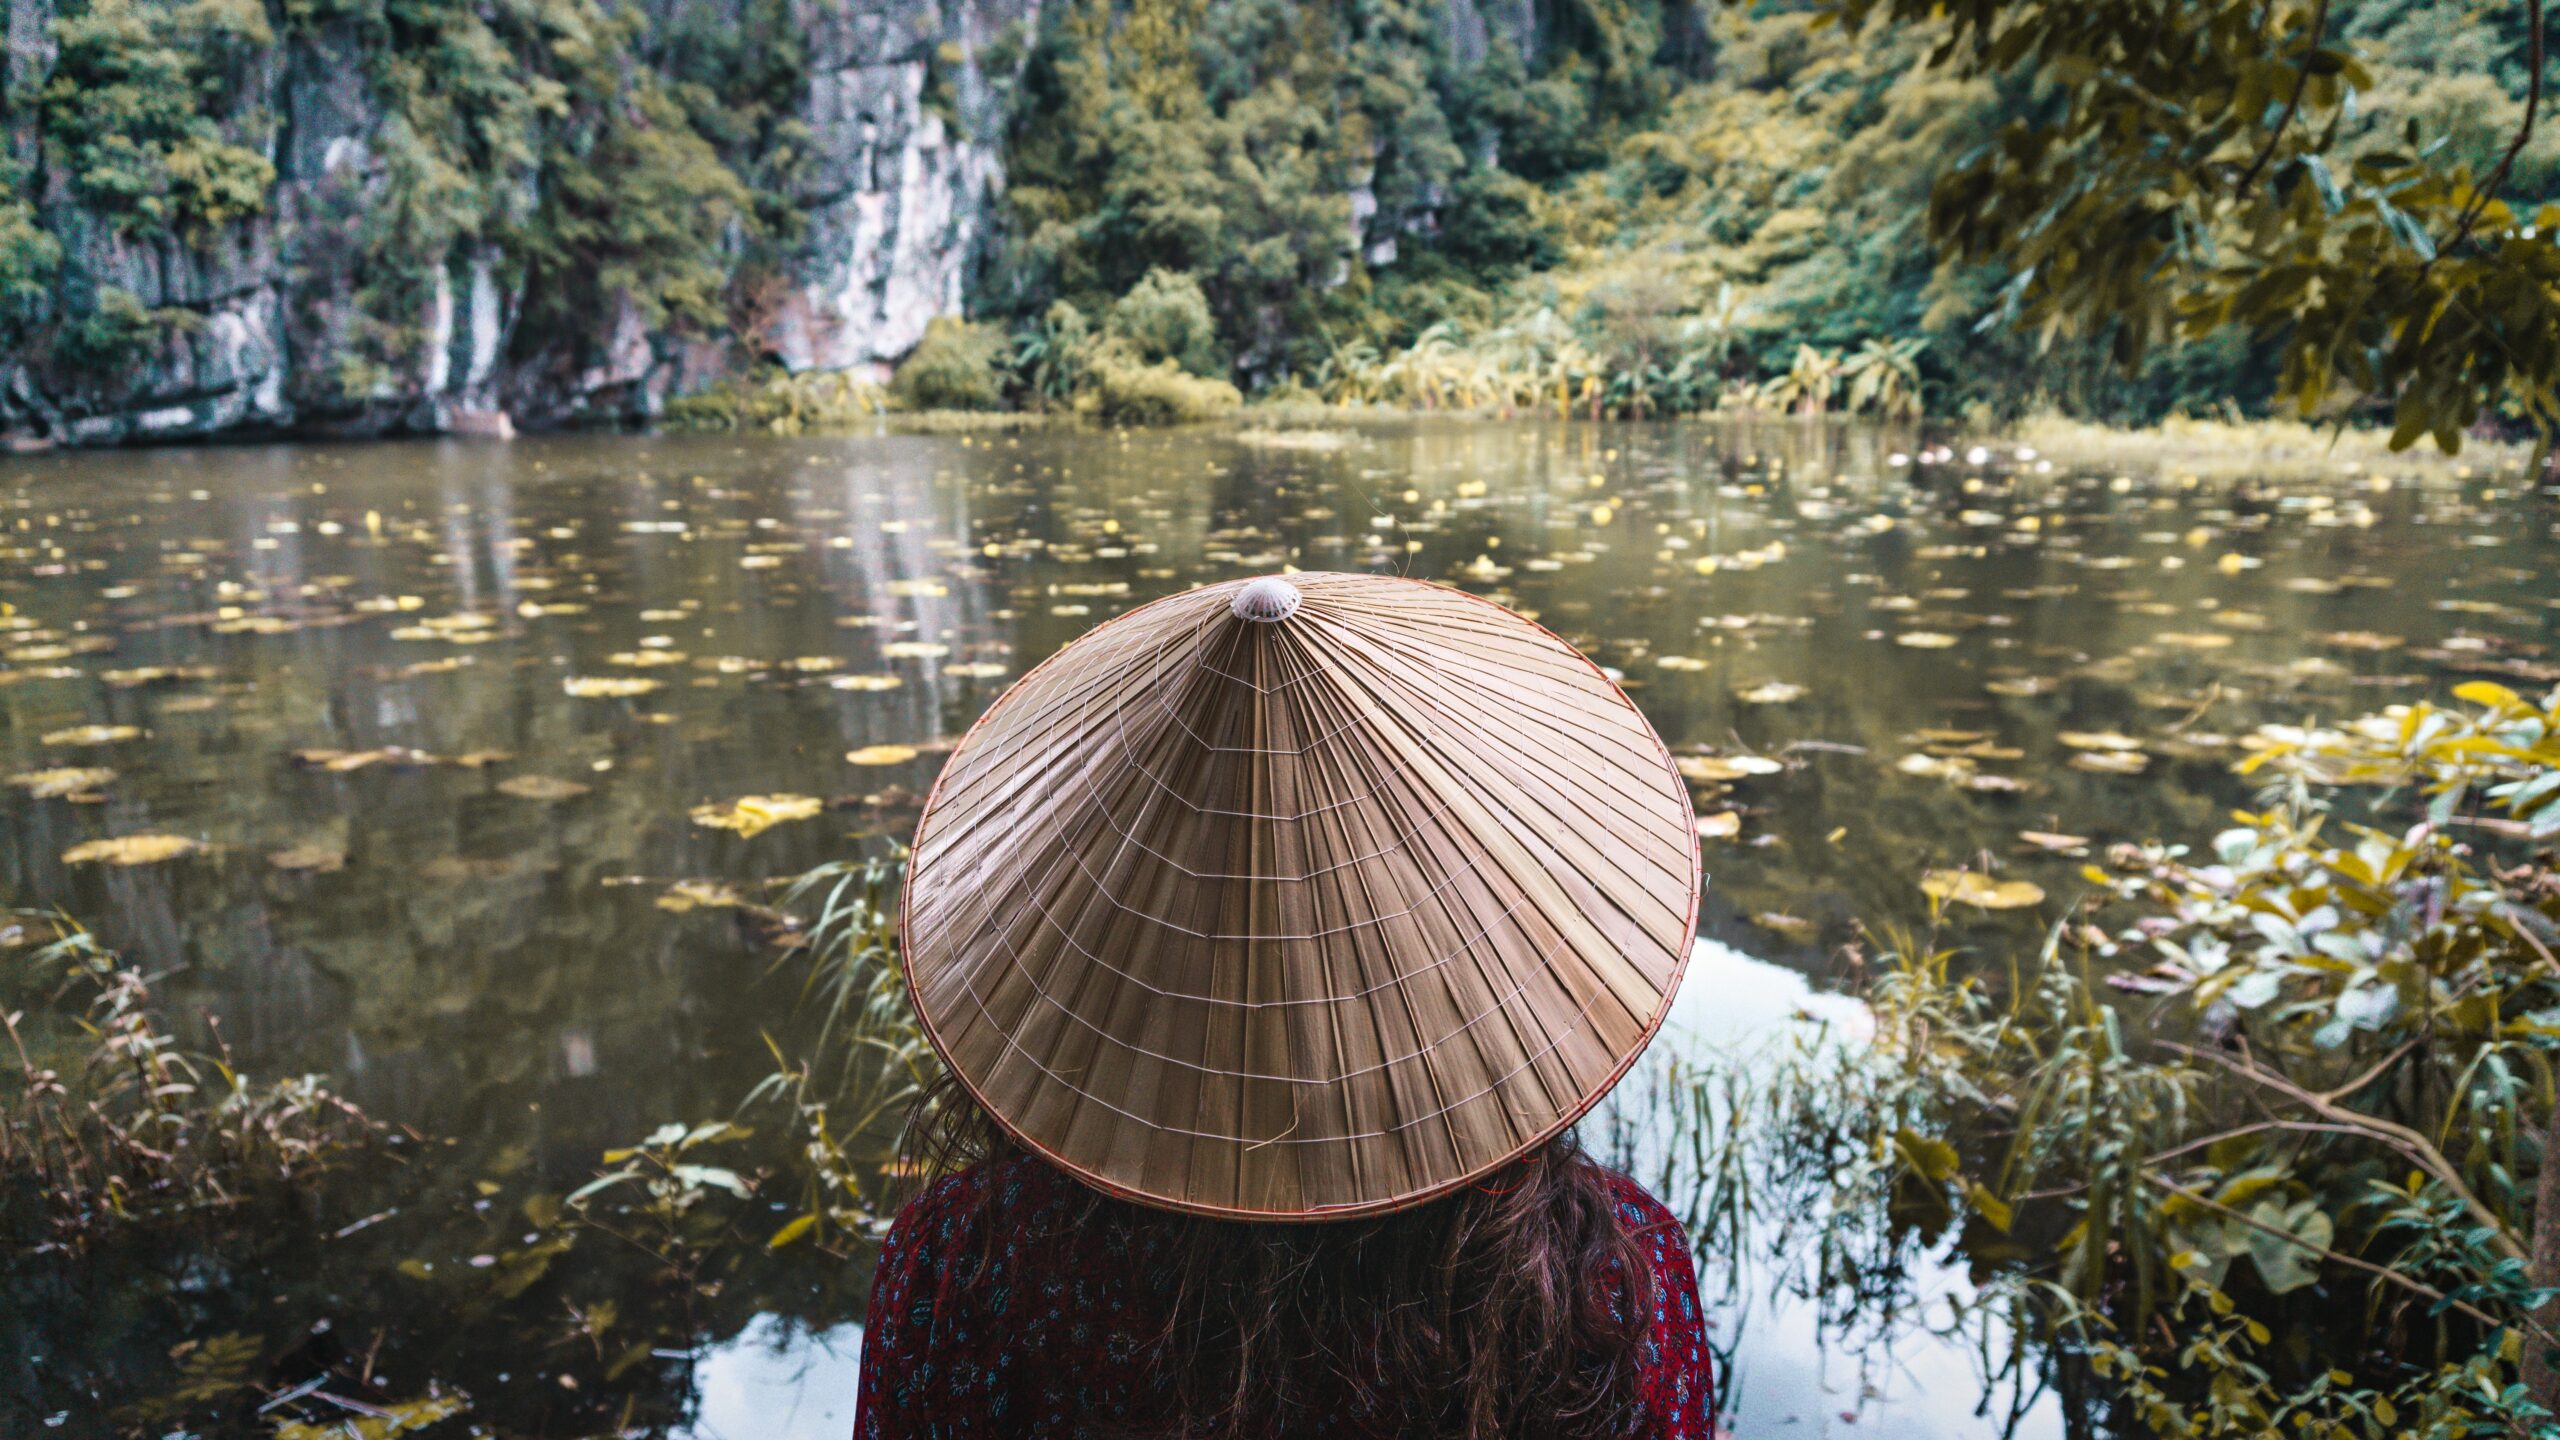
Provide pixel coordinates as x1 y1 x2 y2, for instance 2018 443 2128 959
9 0 2551 442
949 0 2558 439
22 677 2560 1434
1 870 921 1436
1650 683 2560 1435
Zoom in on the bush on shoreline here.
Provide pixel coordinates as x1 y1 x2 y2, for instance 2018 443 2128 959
1668 684 2560 1434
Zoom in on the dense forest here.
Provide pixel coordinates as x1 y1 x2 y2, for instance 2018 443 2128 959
0 0 2551 439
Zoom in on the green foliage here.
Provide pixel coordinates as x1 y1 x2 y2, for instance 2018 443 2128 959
890 317 1011 412
1075 338 1242 423
40 0 276 236
2 916 380 1244
1105 267 1222 376
515 32 752 343
0 166 64 323
999 0 1634 382
1812 0 2560 451
293 0 767 372
1010 299 1095 408
662 367 884 432
51 285 196 376
1699 685 2560 1433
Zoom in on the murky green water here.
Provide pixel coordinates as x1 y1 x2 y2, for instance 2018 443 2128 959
3 419 2551 1435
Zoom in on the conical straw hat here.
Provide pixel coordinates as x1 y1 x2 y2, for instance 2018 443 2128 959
902 572 1700 1220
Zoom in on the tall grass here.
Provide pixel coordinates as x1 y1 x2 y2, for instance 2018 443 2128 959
1 913 379 1246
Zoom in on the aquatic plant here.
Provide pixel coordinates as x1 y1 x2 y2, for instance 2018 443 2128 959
1656 684 2560 1434
0 914 379 1245
741 856 940 1251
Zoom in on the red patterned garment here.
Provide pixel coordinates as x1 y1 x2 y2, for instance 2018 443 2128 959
854 1153 1716 1438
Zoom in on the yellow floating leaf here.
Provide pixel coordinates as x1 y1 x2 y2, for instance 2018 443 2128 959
563 676 661 699
1695 809 1741 840
42 724 141 746
1920 869 2044 910
1678 754 1781 783
496 775 592 802
846 744 921 766
1986 676 2059 697
9 767 114 798
2071 750 2151 774
64 833 201 866
2057 731 2143 752
690 793 824 838
1751 912 1819 941
657 879 746 912
1895 631 1959 649
1897 753 1975 780
268 845 346 873
829 674 904 692
1735 680 1806 704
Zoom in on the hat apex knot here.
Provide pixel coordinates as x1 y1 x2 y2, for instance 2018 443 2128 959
1230 576 1302 623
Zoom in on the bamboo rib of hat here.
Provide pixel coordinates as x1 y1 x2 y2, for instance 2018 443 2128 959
902 571 1701 1220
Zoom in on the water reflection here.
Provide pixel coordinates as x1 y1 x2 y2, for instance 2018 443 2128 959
0 418 2544 1434
678 1318 863 1440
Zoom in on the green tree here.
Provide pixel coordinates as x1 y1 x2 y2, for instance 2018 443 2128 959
1105 267 1224 375
1804 0 2560 451
40 0 276 236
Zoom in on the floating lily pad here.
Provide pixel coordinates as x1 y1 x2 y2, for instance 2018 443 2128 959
268 844 347 873
64 833 201 866
1678 754 1781 783
1752 912 1820 941
563 676 662 699
1735 680 1806 704
2057 731 2143 751
497 775 592 802
657 879 747 912
42 724 142 746
2070 749 2151 774
846 744 921 766
1897 753 1975 781
1985 675 2060 697
8 766 114 798
1920 869 2045 910
690 793 824 838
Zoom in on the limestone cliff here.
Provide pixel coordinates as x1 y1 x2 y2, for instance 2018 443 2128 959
0 0 1038 444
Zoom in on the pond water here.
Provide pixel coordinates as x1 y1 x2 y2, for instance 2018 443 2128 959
1 418 2550 1435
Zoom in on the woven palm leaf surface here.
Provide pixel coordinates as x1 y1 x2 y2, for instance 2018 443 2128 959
903 572 1701 1219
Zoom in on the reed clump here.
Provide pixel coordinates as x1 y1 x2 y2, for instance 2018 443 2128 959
1 915 380 1247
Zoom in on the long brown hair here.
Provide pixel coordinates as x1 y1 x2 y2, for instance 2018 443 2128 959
899 1073 1660 1440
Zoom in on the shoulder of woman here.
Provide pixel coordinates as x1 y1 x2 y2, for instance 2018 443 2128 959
1594 1166 1684 1235
884 1152 1068 1248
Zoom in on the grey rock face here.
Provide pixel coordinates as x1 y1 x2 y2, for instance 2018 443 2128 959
1 0 1038 444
